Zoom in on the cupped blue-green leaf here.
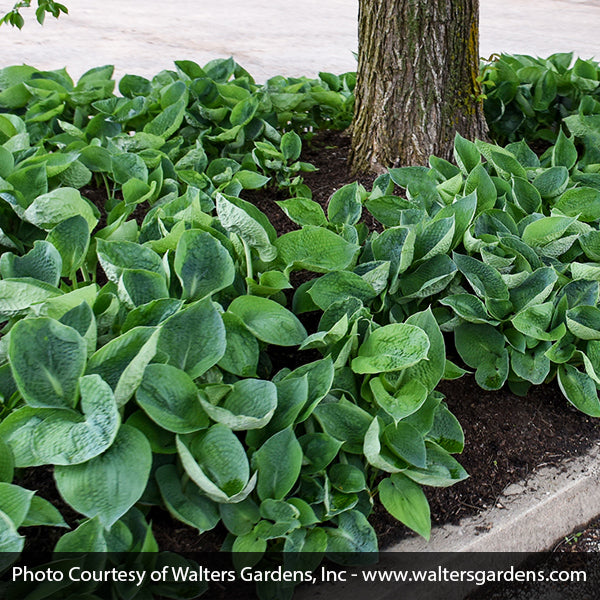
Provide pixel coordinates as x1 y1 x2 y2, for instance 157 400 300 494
398 254 457 299
453 252 509 300
0 241 62 286
21 495 68 528
313 398 372 454
158 299 226 378
552 129 578 170
512 303 565 341
275 226 359 273
177 424 255 503
299 433 343 474
143 98 186 139
521 215 577 247
0 278 61 320
369 377 428 424
555 188 600 222
136 364 208 434
532 166 569 198
55 425 152 528
228 295 306 346
54 517 107 552
97 239 164 284
286 357 335 422
0 482 34 528
217 312 259 377
510 267 557 312
557 364 600 417
308 271 377 310
276 197 327 227
383 422 427 468
9 317 86 408
440 294 499 325
404 441 468 487
351 323 429 374
216 193 277 262
86 326 159 406
327 182 362 226
174 229 235 301
454 132 480 175
512 176 541 213
566 306 600 340
199 379 277 431
427 403 465 453
455 322 509 390
119 269 169 308
30 375 120 465
510 345 551 385
0 509 24 553
329 464 366 494
325 510 378 557
23 187 97 231
255 428 303 501
156 465 219 534
372 226 415 281
0 438 14 483
378 473 430 540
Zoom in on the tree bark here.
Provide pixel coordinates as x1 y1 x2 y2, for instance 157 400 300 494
350 0 489 174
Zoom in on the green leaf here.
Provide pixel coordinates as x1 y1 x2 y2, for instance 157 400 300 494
325 510 378 556
313 398 372 454
454 133 480 174
21 495 68 528
55 425 152 528
0 279 61 320
30 374 120 465
200 379 277 431
233 170 270 190
327 182 362 226
9 317 86 408
143 98 186 138
176 424 255 503
97 239 164 285
299 433 343 474
47 216 90 276
552 130 578 170
280 131 302 161
86 326 159 407
369 377 428 423
557 364 600 417
255 428 303 501
218 312 259 377
0 241 62 286
156 465 219 534
230 96 259 127
455 323 508 390
427 403 465 453
23 187 97 231
137 364 208 434
566 306 600 340
228 295 306 346
54 517 107 552
308 271 376 310
384 422 427 468
440 294 499 325
175 229 235 301
555 187 600 222
0 509 24 553
351 323 429 374
532 167 569 198
275 226 359 273
404 441 468 487
379 474 430 540
158 299 226 378
329 464 366 494
276 197 327 227
0 438 14 483
0 482 34 528
453 252 509 300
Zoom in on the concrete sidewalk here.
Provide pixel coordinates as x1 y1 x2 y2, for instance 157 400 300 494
0 0 599 82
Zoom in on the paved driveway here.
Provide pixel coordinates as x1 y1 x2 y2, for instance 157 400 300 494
0 0 599 81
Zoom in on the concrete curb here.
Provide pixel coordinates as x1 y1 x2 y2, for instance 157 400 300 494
296 441 600 600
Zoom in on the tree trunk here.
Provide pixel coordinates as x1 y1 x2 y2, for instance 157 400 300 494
350 0 489 174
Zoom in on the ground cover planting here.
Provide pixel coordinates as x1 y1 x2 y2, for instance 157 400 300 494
1 53 600 598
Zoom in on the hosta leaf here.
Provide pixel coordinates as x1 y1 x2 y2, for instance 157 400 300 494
0 438 14 483
299 433 343 474
427 403 464 453
512 303 565 341
532 166 569 198
177 425 255 503
0 240 61 286
455 323 509 390
404 441 468 487
371 226 415 280
0 278 61 320
158 299 226 378
119 269 169 308
308 271 377 310
21 495 68 528
329 464 366 494
566 306 600 340
31 375 120 465
521 215 576 247
23 187 97 231
557 364 600 417
275 226 359 273
398 254 457 299
327 182 362 226
86 326 159 407
255 428 303 501
216 194 277 262
218 312 259 377
555 187 600 222
351 323 429 374
0 509 24 553
137 364 208 434
313 398 372 454
143 98 186 138
97 239 164 285
228 295 306 346
325 510 378 557
200 379 277 431
55 425 152 528
510 345 551 385
9 317 86 408
379 474 430 540
440 294 499 325
0 482 34 528
414 217 455 261
175 229 235 301
453 252 509 300
369 377 428 423
276 197 327 227
383 422 427 468
509 267 557 312
454 132 480 174
54 517 106 552
156 465 219 534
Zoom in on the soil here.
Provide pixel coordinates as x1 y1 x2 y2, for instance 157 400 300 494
15 129 600 562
